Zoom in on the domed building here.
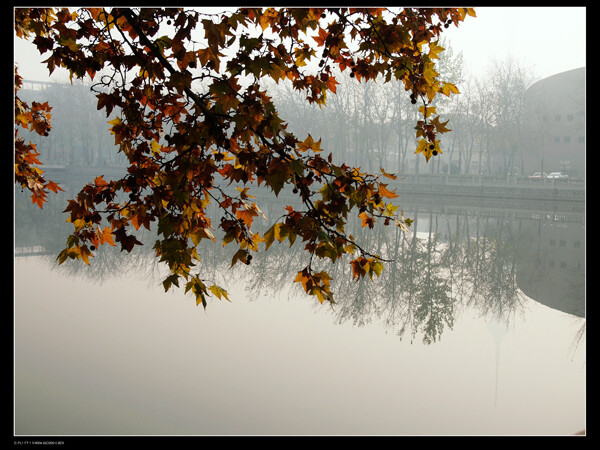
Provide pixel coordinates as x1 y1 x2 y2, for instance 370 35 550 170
521 67 585 177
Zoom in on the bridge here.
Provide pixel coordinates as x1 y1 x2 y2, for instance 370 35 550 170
40 165 586 216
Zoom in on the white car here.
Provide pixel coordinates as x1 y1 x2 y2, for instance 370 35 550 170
546 172 569 179
528 172 547 179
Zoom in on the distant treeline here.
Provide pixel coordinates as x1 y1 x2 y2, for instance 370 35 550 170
18 81 128 168
20 47 550 177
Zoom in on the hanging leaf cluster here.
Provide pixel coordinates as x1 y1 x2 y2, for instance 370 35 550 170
14 66 64 208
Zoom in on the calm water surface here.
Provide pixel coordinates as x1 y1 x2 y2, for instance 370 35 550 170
14 186 585 436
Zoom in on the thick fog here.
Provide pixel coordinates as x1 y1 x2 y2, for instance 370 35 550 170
13 7 586 437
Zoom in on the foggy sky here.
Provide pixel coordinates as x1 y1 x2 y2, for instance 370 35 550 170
13 7 586 83
442 7 586 80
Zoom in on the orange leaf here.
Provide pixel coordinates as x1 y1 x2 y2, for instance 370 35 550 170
46 180 64 193
326 76 338 94
378 183 398 199
359 211 375 228
294 269 313 292
380 168 397 180
94 175 109 186
313 27 328 46
235 207 258 227
31 191 46 208
99 226 116 246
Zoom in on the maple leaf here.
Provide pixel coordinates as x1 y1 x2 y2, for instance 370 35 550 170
31 190 46 208
113 227 143 253
98 226 116 246
313 27 328 46
431 115 451 133
94 175 109 186
294 270 311 292
350 257 368 280
209 284 230 301
45 180 63 193
415 138 442 162
419 105 437 119
414 139 428 156
166 71 192 94
428 41 445 60
162 274 180 292
324 75 338 94
230 249 250 268
359 211 375 229
264 222 284 251
266 158 290 196
440 82 460 97
297 134 322 152
380 167 398 180
378 184 399 199
235 206 258 227
422 63 438 86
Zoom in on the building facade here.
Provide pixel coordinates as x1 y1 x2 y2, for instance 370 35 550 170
521 67 585 177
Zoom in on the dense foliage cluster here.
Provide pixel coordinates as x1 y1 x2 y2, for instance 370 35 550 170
14 7 475 307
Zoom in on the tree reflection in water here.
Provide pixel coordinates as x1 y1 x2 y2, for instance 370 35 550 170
15 186 584 347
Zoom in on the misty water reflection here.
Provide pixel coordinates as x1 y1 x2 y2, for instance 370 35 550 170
14 185 585 435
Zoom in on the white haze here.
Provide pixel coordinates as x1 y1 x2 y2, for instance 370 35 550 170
13 7 586 84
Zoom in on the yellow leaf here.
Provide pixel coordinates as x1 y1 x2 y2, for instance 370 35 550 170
371 261 383 278
73 218 87 231
394 217 410 232
386 202 399 216
428 41 445 60
209 284 230 301
294 270 311 292
422 64 438 86
440 82 460 97
80 247 91 265
415 139 441 162
189 229 202 247
414 139 428 155
264 222 284 250
108 116 122 129
204 227 215 242
151 139 161 155
314 288 325 304
298 134 322 152
419 105 437 119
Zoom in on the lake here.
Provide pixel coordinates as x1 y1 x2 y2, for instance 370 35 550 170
13 184 585 436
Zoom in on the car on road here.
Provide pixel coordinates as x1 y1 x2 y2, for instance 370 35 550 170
528 172 547 180
547 172 569 179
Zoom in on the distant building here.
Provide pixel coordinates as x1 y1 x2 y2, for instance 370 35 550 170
521 67 585 177
516 218 585 318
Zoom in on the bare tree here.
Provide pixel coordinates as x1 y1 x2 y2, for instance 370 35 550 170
487 57 535 176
